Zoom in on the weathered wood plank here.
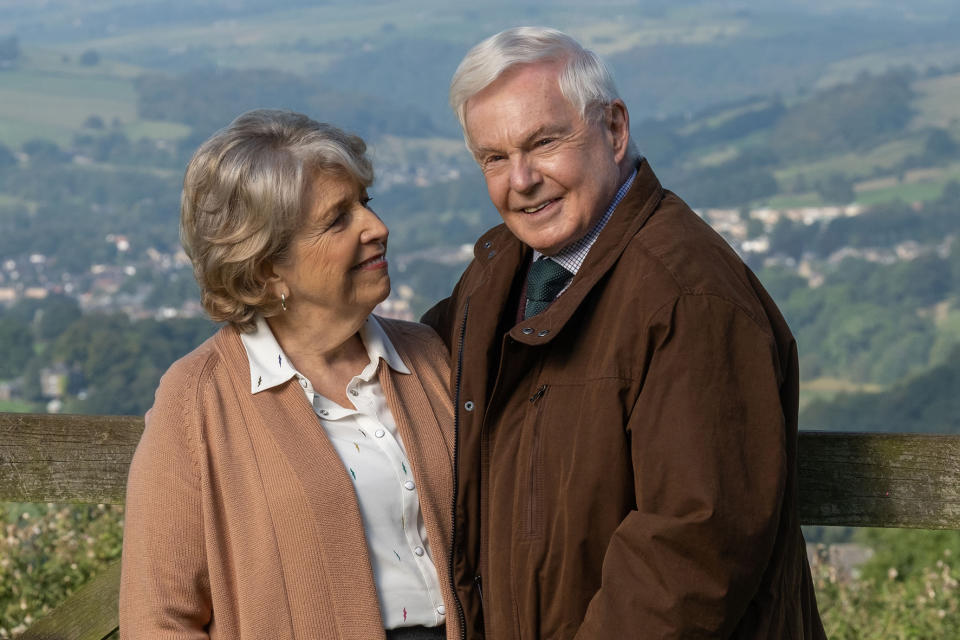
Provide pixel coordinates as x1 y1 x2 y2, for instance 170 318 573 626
0 413 143 504
4 413 960 531
19 560 120 640
798 431 960 529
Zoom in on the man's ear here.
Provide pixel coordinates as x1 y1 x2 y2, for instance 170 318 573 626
605 99 631 164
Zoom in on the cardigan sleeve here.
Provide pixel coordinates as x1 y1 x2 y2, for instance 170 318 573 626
574 294 788 639
120 363 212 639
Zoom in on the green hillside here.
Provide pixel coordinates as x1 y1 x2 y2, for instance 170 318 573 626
801 350 960 433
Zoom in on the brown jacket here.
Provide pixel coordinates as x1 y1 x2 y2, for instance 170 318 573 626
120 319 461 639
423 160 825 639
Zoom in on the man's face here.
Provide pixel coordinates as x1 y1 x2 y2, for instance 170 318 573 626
463 60 629 255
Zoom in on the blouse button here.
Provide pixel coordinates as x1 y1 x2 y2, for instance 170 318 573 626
349 389 359 397
414 546 425 556
319 409 329 416
375 429 385 438
437 605 446 616
299 378 308 388
403 480 416 491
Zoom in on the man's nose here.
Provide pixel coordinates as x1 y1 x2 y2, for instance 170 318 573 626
509 155 541 194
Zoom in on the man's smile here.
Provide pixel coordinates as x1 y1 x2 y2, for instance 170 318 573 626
519 198 561 214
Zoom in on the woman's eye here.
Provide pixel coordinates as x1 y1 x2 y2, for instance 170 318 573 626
360 195 373 208
327 211 348 229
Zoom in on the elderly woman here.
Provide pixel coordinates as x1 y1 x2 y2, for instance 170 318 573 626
119 109 458 640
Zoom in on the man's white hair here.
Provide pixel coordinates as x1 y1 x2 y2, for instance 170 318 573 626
450 26 622 149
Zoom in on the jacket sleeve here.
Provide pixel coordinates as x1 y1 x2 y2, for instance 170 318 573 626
574 293 788 639
120 368 212 639
420 259 478 353
420 294 455 351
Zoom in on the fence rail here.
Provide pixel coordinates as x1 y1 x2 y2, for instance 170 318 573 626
3 412 960 639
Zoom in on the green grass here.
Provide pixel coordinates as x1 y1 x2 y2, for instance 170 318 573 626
929 303 960 367
0 193 29 208
573 15 747 56
911 72 960 129
50 2 473 74
774 137 926 185
855 178 949 206
0 48 195 147
799 377 885 412
817 43 960 90
0 56 138 146
121 120 191 142
0 399 40 413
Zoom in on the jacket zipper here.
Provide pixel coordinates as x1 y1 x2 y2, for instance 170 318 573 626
474 574 483 606
526 384 548 537
450 299 470 640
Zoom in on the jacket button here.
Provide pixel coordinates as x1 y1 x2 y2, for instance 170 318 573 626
487 250 497 259
464 400 474 411
538 329 550 337
521 327 534 335
482 241 492 249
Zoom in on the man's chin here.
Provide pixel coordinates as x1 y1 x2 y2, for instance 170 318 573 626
518 230 578 256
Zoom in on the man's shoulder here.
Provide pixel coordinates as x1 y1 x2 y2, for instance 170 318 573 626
377 316 446 353
376 316 451 378
616 190 770 315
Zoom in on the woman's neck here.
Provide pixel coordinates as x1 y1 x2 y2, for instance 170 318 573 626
266 307 373 407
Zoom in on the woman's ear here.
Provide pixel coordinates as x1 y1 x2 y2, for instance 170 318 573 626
258 261 285 299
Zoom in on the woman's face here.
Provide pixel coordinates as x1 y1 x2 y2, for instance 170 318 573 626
271 172 390 319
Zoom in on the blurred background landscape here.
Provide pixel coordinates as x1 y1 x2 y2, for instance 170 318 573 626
1 0 960 636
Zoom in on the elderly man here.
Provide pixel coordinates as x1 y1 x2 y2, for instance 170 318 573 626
423 27 825 639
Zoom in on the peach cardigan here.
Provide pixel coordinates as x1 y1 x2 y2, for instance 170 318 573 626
119 318 459 639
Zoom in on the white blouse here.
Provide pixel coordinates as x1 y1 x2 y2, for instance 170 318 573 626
240 315 446 629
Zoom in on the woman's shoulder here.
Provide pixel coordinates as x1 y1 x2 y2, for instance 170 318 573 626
150 327 232 417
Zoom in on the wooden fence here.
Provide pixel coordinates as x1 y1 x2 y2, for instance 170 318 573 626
2 411 960 639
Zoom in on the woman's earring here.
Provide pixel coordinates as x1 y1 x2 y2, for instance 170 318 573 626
281 293 287 311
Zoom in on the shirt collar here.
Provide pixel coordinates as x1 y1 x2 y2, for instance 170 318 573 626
240 315 410 395
532 166 639 275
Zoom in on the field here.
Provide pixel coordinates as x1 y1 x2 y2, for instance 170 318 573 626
0 50 188 146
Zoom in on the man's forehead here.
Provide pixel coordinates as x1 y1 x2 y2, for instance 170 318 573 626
468 59 565 108
464 63 582 147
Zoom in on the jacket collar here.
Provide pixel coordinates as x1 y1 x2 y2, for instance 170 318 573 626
467 159 665 346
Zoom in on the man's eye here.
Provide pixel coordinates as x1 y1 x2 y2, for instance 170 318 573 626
536 138 555 147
